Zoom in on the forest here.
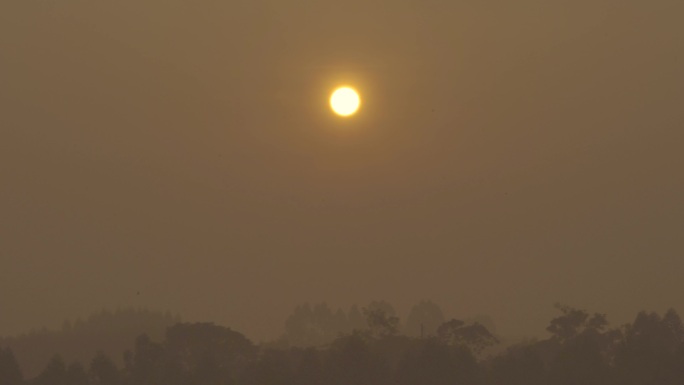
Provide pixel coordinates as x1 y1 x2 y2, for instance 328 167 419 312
1 303 683 385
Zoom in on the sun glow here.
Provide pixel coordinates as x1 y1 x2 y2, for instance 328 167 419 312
330 87 361 117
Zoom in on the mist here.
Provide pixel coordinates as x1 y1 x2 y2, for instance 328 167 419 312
2 0 683 345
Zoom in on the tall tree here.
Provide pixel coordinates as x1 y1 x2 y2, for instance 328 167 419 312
0 347 23 385
615 309 684 385
129 334 164 385
363 301 400 338
165 322 255 384
544 306 619 385
546 304 608 343
437 320 498 355
89 351 121 385
33 355 68 385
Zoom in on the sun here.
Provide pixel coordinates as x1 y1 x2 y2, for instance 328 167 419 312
330 86 361 117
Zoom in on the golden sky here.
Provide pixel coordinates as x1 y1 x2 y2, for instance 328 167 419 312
1 0 683 340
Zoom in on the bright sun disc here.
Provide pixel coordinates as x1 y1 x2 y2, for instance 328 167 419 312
330 87 360 117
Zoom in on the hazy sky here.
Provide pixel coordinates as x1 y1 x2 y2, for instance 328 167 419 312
2 0 683 341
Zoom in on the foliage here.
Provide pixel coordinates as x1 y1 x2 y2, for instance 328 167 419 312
363 301 400 338
0 308 179 379
437 319 499 354
5 304 684 385
0 347 23 385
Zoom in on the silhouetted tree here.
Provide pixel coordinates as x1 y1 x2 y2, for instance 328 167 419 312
437 319 498 354
9 301 684 385
542 305 621 385
546 304 608 343
283 303 345 347
128 334 164 385
615 309 684 385
0 347 23 385
547 328 614 385
0 308 179 379
404 301 445 338
363 301 400 338
328 332 390 385
396 339 481 385
33 355 68 385
489 341 547 385
89 351 121 385
165 322 254 385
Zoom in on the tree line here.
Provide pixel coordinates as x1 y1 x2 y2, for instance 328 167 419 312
2 304 684 385
0 308 180 379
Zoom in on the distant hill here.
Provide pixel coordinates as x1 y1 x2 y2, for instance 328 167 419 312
0 308 180 379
